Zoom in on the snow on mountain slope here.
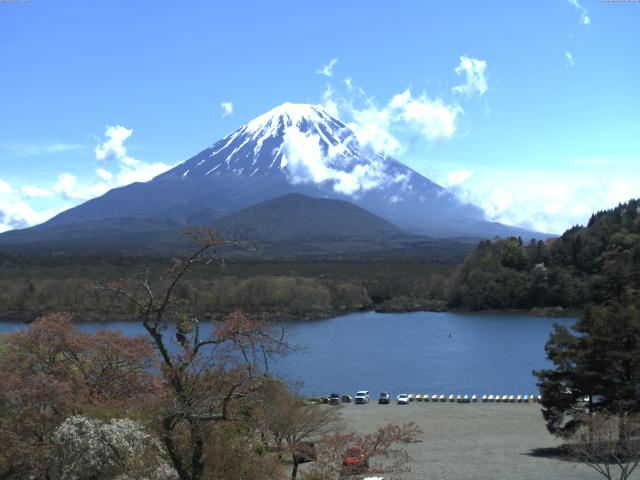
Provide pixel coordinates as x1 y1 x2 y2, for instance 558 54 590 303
160 102 411 197
150 102 486 233
1 102 546 243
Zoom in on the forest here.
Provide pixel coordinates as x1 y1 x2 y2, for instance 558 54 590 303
1 199 640 322
448 199 640 311
0 254 455 322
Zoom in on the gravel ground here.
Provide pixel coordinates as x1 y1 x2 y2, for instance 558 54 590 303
314 401 627 480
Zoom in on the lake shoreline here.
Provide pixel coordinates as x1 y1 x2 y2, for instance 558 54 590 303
2 311 576 395
0 303 579 324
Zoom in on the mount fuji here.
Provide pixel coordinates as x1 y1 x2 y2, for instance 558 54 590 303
0 103 543 252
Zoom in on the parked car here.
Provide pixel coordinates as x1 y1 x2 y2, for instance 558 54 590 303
378 392 390 404
329 393 341 405
293 441 316 464
354 390 370 404
341 395 352 403
397 393 409 405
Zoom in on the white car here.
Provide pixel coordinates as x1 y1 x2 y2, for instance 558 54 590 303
397 393 409 405
354 390 370 404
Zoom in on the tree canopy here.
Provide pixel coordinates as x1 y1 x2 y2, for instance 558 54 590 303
449 199 640 311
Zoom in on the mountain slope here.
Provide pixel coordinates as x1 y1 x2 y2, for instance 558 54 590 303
0 102 547 252
213 193 405 241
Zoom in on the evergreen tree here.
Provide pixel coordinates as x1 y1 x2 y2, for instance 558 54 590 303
535 301 640 437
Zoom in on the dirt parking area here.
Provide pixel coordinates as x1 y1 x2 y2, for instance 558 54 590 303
314 401 619 480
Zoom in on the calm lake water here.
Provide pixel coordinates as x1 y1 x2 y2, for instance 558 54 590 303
0 311 575 397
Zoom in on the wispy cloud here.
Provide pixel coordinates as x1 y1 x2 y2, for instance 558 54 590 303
20 185 53 198
315 57 640 235
567 0 591 25
220 101 234 117
446 169 473 187
83 125 173 197
322 65 469 156
0 142 83 157
452 55 488 97
1 126 175 231
316 58 339 78
564 51 575 67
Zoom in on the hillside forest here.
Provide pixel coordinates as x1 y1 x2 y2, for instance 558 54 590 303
1 199 639 321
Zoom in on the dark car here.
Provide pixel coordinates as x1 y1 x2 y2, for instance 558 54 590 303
378 392 390 404
293 441 316 464
329 393 341 405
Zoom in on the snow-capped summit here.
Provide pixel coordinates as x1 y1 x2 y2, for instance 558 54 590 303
160 102 367 185
7 102 544 243
244 102 338 134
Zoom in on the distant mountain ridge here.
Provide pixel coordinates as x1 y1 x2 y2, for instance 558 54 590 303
0 102 547 252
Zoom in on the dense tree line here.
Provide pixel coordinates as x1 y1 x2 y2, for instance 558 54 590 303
449 199 640 311
0 258 454 321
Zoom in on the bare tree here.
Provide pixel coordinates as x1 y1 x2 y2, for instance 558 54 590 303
302 422 422 480
259 381 343 479
99 228 289 480
569 413 640 480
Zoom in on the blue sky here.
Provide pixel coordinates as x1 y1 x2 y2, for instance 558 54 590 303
1 0 639 233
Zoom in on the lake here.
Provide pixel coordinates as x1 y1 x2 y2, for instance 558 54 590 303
0 311 574 397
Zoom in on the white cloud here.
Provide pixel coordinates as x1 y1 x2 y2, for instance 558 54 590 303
50 126 174 201
53 173 83 200
1 126 175 231
322 66 466 156
220 101 234 117
565 51 575 67
94 125 133 163
567 0 591 25
0 178 63 232
347 105 403 156
0 179 14 195
96 168 113 181
452 56 488 97
20 185 53 198
316 58 339 78
282 126 391 195
92 125 172 186
446 169 473 186
390 88 462 141
52 173 110 200
115 161 170 185
441 167 640 234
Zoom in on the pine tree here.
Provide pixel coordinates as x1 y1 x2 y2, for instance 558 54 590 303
535 301 640 437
